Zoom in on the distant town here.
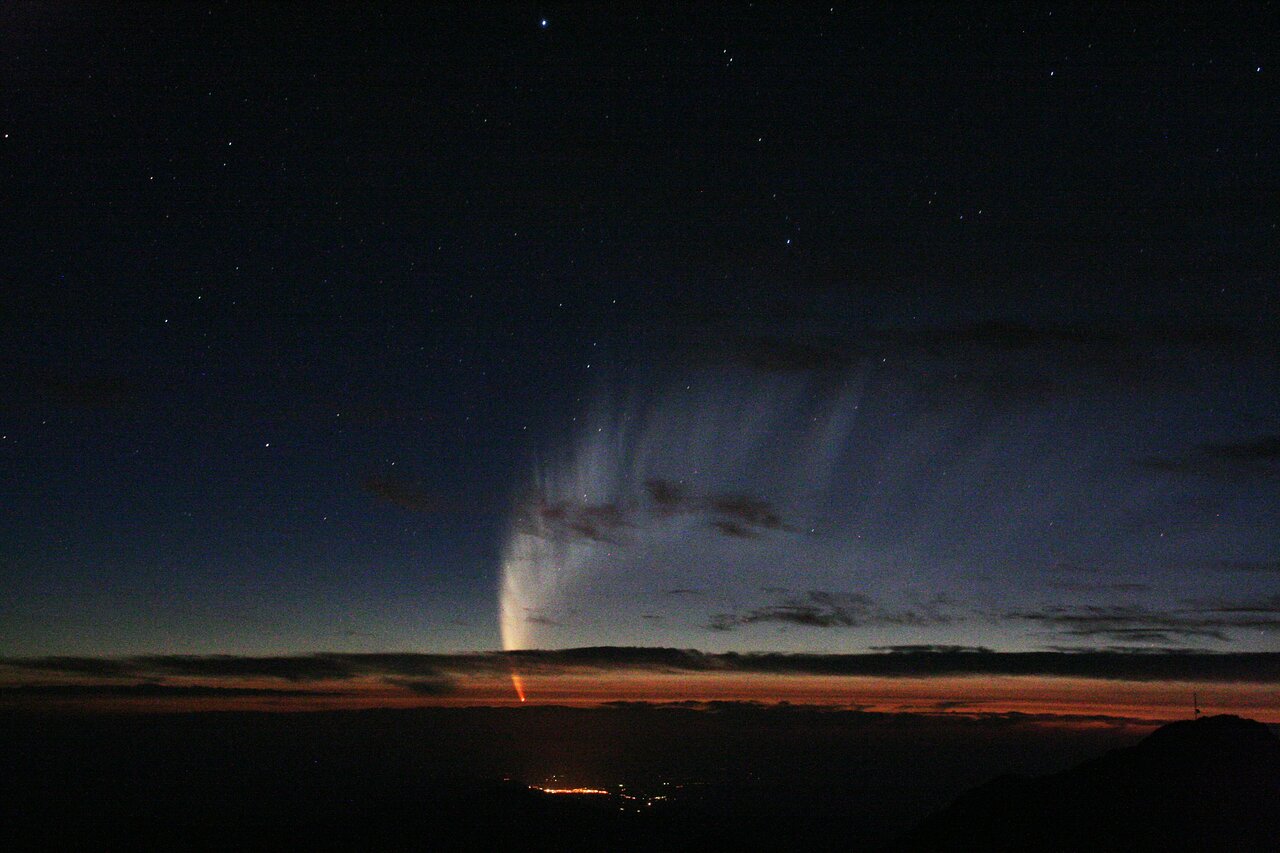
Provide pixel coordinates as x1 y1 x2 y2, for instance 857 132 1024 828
526 777 686 813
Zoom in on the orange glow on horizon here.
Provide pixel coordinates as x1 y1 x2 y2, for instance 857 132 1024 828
3 670 1277 722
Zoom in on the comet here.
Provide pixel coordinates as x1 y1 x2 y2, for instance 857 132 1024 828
497 369 865 660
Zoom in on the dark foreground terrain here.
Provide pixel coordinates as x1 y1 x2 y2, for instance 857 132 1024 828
899 714 1280 852
2 706 1274 851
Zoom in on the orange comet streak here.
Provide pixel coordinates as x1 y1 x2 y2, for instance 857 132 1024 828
510 669 527 702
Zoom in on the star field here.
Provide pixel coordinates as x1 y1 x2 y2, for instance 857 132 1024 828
1 5 1276 665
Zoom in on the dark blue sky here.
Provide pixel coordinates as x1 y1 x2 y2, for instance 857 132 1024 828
2 4 1276 657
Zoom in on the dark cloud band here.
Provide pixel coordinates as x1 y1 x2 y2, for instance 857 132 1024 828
7 647 1280 686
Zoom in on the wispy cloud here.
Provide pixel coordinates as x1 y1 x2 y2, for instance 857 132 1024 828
518 479 796 545
648 479 794 538
1005 602 1280 644
523 497 633 544
362 474 450 514
1139 434 1280 477
708 591 959 632
705 493 791 536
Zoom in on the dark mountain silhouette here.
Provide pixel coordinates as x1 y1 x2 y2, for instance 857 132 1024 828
898 714 1280 852
6 708 1275 850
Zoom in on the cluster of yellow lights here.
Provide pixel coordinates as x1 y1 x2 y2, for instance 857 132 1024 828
531 786 610 796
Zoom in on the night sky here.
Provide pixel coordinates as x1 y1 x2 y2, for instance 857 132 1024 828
2 5 1277 712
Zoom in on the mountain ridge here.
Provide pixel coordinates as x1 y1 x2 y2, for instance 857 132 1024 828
898 714 1280 852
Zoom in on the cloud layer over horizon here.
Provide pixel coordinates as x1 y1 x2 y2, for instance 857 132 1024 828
8 647 1280 697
